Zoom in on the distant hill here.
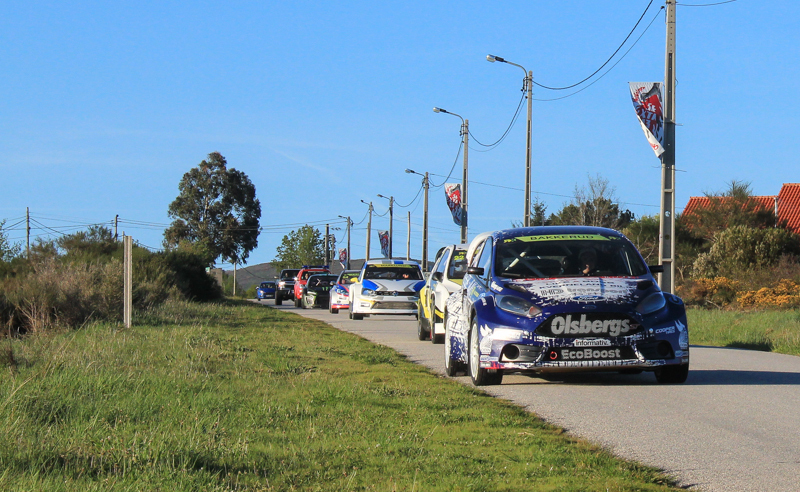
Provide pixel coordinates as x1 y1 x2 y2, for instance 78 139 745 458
226 258 420 291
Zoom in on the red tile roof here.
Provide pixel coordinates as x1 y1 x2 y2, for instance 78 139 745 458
682 195 776 218
681 184 800 234
778 183 800 233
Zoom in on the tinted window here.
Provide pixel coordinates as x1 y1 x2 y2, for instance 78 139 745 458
434 250 450 275
448 248 468 279
364 265 422 280
281 270 300 280
495 234 648 279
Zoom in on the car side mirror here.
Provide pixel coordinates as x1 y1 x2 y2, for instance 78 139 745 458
466 266 484 276
432 272 443 282
648 265 664 274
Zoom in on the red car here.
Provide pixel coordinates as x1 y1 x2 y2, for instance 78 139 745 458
293 265 331 307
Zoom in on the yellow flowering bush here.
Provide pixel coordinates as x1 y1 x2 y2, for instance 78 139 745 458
737 280 800 309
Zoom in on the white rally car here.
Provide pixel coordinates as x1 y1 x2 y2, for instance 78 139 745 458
417 244 468 343
348 260 424 320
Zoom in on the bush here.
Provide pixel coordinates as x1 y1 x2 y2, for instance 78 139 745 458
692 225 800 278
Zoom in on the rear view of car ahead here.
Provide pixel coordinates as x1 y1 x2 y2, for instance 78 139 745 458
293 265 331 307
256 281 276 300
329 270 360 314
301 274 338 309
417 244 467 343
444 226 689 386
349 260 424 320
275 269 299 306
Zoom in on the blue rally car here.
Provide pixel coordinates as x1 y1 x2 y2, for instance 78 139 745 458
444 226 689 386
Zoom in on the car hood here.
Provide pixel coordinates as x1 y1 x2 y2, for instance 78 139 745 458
362 279 425 293
502 277 651 307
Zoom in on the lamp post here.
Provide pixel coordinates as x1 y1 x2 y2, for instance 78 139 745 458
338 215 351 270
405 168 429 271
433 107 468 244
360 200 373 261
487 54 533 227
377 194 394 259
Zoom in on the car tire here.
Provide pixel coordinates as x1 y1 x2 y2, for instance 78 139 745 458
444 319 461 377
275 296 282 306
329 303 339 314
469 319 503 386
294 296 302 308
417 312 430 341
655 363 689 384
431 303 445 344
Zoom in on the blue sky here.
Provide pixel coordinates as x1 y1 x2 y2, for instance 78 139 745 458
2 1 797 268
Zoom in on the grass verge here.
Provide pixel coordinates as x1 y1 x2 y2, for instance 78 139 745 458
1 300 679 491
687 308 800 355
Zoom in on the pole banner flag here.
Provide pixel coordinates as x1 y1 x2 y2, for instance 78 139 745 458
339 248 348 269
444 183 463 226
629 82 665 157
378 231 390 258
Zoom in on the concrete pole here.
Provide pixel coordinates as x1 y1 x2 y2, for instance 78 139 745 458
233 262 237 296
406 211 411 261
659 0 677 294
524 70 533 227
325 223 330 266
461 120 469 244
123 235 132 328
366 202 372 261
26 207 30 259
114 214 119 241
389 197 394 259
422 172 429 271
346 217 351 270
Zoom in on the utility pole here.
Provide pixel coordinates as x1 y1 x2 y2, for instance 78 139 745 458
114 215 119 241
123 235 132 328
461 120 469 244
659 0 677 294
26 207 30 259
362 200 373 261
406 211 411 261
233 262 237 296
345 217 351 269
422 172 429 271
377 194 394 259
524 71 533 227
325 223 330 265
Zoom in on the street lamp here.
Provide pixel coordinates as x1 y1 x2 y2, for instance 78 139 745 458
406 168 429 271
487 54 533 227
360 200 373 261
433 107 468 244
376 194 394 259
337 215 351 270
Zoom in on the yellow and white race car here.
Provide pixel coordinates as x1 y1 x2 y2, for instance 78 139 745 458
417 244 468 343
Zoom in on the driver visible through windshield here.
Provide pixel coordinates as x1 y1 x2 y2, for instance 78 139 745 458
495 234 648 279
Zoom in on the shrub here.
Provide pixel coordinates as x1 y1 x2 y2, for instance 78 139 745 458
692 225 800 278
737 280 800 309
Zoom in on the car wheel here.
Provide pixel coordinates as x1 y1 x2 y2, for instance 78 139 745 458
655 363 689 384
294 295 302 308
431 303 445 344
417 311 430 341
275 296 282 306
469 319 503 386
444 319 460 377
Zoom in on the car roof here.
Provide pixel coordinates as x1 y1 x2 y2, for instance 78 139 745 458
363 259 420 266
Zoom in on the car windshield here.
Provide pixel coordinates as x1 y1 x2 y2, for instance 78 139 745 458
364 265 422 280
339 272 360 284
260 282 273 288
302 270 327 280
448 249 468 280
308 275 337 287
495 234 648 279
281 270 299 280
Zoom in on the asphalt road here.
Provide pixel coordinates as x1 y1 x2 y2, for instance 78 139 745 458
263 301 800 492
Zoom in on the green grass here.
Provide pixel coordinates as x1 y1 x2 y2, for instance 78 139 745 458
1 300 679 491
687 308 800 355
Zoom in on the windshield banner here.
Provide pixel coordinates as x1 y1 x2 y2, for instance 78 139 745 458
378 230 390 258
629 82 664 157
338 248 348 269
444 183 463 226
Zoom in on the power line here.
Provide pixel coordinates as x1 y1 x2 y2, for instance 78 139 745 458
429 140 464 189
533 6 663 102
534 0 655 91
468 91 526 150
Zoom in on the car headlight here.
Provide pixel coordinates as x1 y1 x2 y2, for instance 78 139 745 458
362 288 376 296
636 292 667 315
496 294 541 318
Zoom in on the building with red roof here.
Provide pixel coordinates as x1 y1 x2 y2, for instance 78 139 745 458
682 184 800 234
